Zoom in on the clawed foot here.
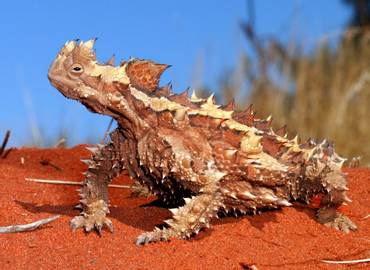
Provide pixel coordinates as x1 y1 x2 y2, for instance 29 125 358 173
322 214 357 233
71 199 113 234
317 207 357 233
70 211 114 234
130 181 153 198
136 227 176 245
136 231 161 245
70 214 114 233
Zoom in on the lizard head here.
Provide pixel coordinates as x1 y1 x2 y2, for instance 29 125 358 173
48 39 132 115
48 39 169 117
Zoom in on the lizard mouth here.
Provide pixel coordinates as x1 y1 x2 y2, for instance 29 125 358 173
48 73 82 100
48 75 66 90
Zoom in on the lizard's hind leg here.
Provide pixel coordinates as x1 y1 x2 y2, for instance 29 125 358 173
70 130 124 233
136 168 226 245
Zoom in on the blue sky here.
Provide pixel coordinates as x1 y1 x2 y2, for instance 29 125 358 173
0 0 351 146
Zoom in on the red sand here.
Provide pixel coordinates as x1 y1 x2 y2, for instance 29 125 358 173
0 145 369 270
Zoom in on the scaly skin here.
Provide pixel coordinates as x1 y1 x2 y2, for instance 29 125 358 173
48 39 357 245
71 130 124 233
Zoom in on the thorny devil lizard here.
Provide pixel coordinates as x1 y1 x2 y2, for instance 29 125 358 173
48 39 357 245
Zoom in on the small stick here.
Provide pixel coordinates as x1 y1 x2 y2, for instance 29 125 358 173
0 130 11 158
2 148 12 159
40 159 62 171
321 258 370 264
25 178 131 189
349 156 362 168
0 215 60 233
101 118 114 144
363 214 370 219
54 138 66 148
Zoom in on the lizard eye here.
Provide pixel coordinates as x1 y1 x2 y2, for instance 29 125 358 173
70 63 84 74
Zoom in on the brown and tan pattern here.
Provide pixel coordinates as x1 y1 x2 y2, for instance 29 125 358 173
48 39 357 245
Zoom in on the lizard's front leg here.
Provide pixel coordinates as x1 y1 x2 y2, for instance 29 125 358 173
136 167 225 245
316 171 357 233
302 142 357 233
71 131 124 233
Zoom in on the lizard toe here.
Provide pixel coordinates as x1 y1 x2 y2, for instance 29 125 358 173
136 229 163 245
136 232 156 245
70 214 114 234
324 214 357 233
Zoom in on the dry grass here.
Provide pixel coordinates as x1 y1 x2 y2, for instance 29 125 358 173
220 29 370 166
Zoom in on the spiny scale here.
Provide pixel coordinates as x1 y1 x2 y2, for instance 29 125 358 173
47 39 357 245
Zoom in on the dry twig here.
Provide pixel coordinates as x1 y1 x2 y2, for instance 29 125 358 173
349 156 362 168
54 138 66 148
25 177 131 189
101 118 114 144
0 215 60 233
239 262 259 270
39 159 62 171
321 258 370 264
1 130 12 158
